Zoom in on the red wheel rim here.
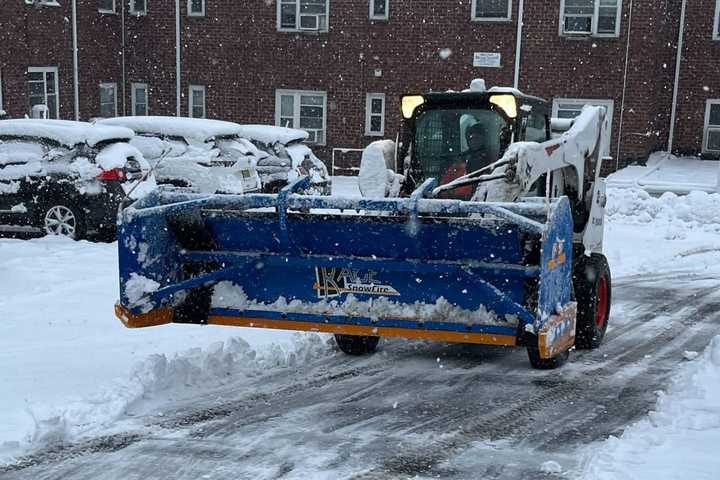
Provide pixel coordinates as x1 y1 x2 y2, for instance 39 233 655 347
595 274 608 329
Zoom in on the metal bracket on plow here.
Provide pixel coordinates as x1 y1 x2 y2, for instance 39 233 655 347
407 178 438 236
277 176 312 249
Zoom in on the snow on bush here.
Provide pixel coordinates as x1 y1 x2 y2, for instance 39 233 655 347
582 335 720 479
24 333 333 453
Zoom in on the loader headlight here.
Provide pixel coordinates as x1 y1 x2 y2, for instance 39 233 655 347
490 94 518 119
401 95 425 119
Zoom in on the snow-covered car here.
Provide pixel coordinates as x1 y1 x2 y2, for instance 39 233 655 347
99 117 262 195
0 119 153 240
236 125 330 194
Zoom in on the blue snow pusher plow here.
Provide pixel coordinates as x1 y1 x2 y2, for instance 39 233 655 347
115 177 578 369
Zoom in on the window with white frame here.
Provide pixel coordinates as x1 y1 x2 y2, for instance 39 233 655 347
98 0 115 13
714 1 720 40
99 83 117 117
560 0 620 37
131 83 148 116
278 0 328 32
365 93 385 136
27 67 60 119
553 99 614 158
189 85 206 118
703 100 720 154
188 0 204 16
276 90 327 145
472 0 511 21
130 0 147 15
370 0 388 20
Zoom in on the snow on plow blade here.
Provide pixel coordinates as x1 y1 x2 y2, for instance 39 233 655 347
115 178 576 360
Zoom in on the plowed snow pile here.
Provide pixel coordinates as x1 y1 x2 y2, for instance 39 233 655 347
606 188 720 230
582 336 720 480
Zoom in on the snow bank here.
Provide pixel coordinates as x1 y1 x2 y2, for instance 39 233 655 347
582 335 720 479
22 332 333 455
607 188 720 231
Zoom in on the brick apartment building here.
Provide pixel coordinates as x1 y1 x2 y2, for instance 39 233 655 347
0 0 717 173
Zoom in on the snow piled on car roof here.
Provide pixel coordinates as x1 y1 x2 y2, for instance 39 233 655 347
99 116 243 142
236 124 309 146
0 119 133 147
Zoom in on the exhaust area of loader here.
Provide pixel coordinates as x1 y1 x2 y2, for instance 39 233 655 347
115 176 577 363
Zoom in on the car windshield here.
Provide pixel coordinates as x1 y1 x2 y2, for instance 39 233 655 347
414 107 508 186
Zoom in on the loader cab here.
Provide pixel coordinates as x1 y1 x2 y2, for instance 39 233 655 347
400 89 550 199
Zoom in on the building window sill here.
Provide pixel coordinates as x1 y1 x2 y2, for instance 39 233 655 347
25 0 61 7
471 17 512 23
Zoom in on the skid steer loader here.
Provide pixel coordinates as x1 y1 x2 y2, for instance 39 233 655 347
114 83 611 369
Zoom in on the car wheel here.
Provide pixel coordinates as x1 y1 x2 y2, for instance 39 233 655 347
43 204 86 240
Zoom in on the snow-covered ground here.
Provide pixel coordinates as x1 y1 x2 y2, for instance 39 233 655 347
608 152 720 195
0 237 300 459
2 178 720 479
582 336 720 480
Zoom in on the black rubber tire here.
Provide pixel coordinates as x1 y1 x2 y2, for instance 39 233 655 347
527 347 570 370
573 253 612 349
334 334 379 355
41 203 87 240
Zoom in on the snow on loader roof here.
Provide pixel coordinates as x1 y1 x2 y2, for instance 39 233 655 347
0 119 134 147
99 116 244 142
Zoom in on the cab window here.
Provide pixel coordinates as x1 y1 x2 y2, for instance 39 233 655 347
414 108 507 186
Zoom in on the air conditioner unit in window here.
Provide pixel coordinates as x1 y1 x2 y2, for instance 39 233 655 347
299 15 321 31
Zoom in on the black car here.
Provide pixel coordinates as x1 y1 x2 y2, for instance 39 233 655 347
0 119 152 240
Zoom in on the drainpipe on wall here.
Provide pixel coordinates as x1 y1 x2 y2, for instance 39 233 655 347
616 0 633 170
121 0 127 116
175 0 181 116
513 0 524 89
668 0 687 154
71 0 79 120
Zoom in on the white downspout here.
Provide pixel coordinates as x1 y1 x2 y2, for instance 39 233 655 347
175 0 181 116
668 0 687 153
121 0 126 115
513 0 524 89
71 0 79 120
615 0 633 170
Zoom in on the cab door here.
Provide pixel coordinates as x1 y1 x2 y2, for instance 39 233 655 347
0 139 45 229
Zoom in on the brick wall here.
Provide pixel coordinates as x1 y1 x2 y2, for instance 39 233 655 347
673 0 720 158
3 0 711 172
0 1 75 119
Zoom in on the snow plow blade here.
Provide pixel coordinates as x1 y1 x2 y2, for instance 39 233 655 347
115 178 576 361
